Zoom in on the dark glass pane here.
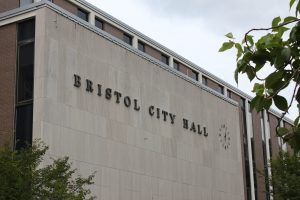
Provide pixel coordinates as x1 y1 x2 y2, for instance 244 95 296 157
202 76 207 85
138 41 145 52
173 61 179 70
18 19 35 41
218 85 224 94
248 101 251 112
18 43 34 102
227 90 232 98
240 98 245 109
20 0 32 7
189 70 198 81
15 104 33 150
123 33 132 45
161 54 169 65
78 8 88 22
95 18 103 30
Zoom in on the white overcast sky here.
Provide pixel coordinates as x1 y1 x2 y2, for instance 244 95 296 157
85 0 296 119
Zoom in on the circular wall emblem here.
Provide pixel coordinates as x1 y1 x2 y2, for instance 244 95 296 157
218 124 230 150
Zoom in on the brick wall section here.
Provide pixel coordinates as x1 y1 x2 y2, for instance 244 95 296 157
53 0 77 15
206 78 220 92
103 23 124 41
0 24 17 147
178 63 188 75
230 91 240 102
269 113 280 158
230 92 248 199
0 0 19 13
145 43 161 61
251 111 266 200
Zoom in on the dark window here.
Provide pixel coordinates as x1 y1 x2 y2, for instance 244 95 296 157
95 17 104 30
269 138 272 158
173 60 179 70
15 19 35 150
123 33 132 45
251 138 258 199
18 20 35 41
138 41 145 52
202 76 208 85
189 70 198 81
15 104 33 150
17 43 34 103
78 8 89 22
20 0 32 7
218 85 224 94
240 98 246 109
161 54 169 65
227 90 232 98
248 101 251 112
262 141 270 200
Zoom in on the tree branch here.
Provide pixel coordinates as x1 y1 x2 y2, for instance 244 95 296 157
276 72 300 133
244 18 300 52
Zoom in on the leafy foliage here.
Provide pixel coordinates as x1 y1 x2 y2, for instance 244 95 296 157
269 151 300 199
220 0 300 152
0 141 95 200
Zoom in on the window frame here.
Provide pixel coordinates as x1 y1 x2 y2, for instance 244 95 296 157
161 53 169 65
227 90 232 98
218 85 224 94
202 76 208 86
188 69 198 81
15 18 35 150
138 41 145 52
173 60 180 71
16 42 35 104
77 8 89 22
123 33 133 45
95 17 104 30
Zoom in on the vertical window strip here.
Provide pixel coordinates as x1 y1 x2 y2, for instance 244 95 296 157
15 18 35 150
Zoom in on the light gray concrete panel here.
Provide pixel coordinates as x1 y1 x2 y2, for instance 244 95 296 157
33 7 245 200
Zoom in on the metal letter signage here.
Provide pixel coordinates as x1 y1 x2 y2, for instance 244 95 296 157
73 74 208 137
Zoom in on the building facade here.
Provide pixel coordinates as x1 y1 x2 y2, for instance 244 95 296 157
0 0 292 199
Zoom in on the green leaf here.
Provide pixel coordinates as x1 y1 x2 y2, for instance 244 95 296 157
284 16 297 23
219 41 234 52
272 16 281 27
297 1 300 16
263 98 272 110
272 80 288 92
252 50 268 71
296 88 300 103
292 59 300 69
246 66 256 81
252 83 265 96
250 95 264 111
281 48 291 62
234 68 239 84
294 116 300 126
243 35 254 46
225 32 234 39
265 71 283 88
235 43 243 59
273 95 288 111
274 26 290 37
290 0 296 9
277 127 289 136
290 25 299 42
